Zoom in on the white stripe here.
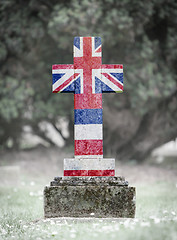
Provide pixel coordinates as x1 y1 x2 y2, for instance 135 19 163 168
92 69 101 94
75 155 103 159
74 37 83 57
101 74 123 92
102 68 123 73
109 73 123 86
75 124 102 140
53 75 75 92
92 37 102 57
75 69 83 94
64 158 115 170
53 70 83 93
52 69 73 74
53 70 74 91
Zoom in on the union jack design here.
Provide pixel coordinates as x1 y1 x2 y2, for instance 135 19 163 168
52 37 123 94
52 37 123 177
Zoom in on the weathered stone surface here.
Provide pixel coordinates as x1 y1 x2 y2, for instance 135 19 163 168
45 37 135 218
44 177 136 218
51 176 128 186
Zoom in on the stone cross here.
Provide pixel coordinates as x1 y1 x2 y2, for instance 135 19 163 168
52 37 123 177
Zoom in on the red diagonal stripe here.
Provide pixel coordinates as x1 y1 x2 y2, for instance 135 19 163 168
102 73 123 91
53 73 79 93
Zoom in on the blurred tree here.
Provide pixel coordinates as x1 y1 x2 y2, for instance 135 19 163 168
0 0 176 161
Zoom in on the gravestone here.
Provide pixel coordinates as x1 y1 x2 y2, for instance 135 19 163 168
44 37 136 218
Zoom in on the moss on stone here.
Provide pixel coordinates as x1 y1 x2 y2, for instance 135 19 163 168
44 177 136 218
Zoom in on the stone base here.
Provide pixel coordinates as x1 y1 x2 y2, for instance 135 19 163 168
44 176 136 218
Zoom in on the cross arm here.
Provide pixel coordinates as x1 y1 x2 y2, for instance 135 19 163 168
101 64 123 93
52 64 75 93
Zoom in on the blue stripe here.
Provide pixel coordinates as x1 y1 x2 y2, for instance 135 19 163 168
95 77 115 93
74 109 103 124
110 73 123 84
95 37 101 49
52 73 65 84
74 76 81 94
95 76 102 93
74 37 80 49
62 81 75 92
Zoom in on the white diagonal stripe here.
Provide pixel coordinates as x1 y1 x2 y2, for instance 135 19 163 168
53 70 74 90
101 74 123 92
109 73 123 86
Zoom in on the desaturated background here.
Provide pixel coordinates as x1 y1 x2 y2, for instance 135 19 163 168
0 3 177 239
0 0 177 164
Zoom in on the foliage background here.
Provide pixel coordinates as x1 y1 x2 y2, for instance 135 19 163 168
0 0 177 161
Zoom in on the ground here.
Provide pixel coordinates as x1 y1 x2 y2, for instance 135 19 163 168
0 147 177 239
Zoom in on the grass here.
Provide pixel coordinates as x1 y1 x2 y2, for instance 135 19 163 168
0 147 177 239
0 179 177 240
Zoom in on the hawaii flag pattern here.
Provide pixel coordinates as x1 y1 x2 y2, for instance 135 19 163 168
52 37 123 176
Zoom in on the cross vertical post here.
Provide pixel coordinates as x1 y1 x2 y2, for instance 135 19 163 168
52 37 123 177
44 36 136 219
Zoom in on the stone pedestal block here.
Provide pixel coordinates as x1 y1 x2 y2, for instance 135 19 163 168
44 177 136 218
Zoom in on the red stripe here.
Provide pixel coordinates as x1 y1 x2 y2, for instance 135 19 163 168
102 73 123 91
102 64 123 69
74 93 102 109
64 170 115 176
74 38 101 94
75 140 103 156
74 57 84 68
53 73 79 93
52 64 74 69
